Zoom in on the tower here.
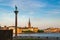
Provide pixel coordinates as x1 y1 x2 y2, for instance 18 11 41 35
14 5 18 39
28 18 31 28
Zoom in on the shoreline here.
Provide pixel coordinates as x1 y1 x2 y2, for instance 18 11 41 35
13 33 60 40
13 33 60 37
13 32 60 34
13 36 60 40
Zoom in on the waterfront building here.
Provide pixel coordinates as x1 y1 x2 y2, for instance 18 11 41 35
9 19 39 33
44 27 60 33
0 26 9 30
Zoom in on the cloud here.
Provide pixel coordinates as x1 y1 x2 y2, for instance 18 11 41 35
29 2 46 8
0 13 15 26
0 0 47 13
45 9 60 16
0 0 60 29
0 0 4 2
0 12 60 29
28 11 34 15
0 0 46 10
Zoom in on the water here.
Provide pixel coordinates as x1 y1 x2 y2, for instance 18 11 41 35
13 33 60 37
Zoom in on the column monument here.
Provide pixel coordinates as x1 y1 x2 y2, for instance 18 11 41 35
14 6 18 39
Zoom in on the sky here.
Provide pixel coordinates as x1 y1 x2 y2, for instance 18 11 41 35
0 0 60 29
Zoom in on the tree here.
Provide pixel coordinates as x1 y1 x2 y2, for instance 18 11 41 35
22 30 34 33
38 30 44 33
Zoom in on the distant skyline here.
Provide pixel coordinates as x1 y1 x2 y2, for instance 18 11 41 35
0 0 60 29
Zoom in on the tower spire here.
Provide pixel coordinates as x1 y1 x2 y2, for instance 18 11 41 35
28 18 31 28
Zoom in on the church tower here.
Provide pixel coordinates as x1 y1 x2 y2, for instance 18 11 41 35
28 18 31 28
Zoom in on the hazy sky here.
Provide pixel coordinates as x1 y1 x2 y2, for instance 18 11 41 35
0 0 60 29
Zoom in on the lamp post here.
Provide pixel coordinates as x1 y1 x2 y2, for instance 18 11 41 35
14 6 18 40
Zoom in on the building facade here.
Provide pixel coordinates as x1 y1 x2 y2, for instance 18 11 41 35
44 27 60 33
9 19 39 33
